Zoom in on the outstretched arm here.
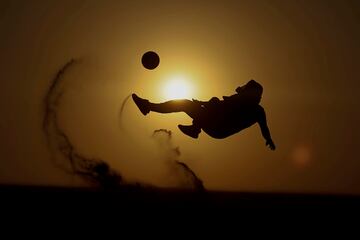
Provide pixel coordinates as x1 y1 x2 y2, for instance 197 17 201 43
257 107 276 150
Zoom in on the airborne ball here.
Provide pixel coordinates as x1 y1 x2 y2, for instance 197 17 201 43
141 51 160 70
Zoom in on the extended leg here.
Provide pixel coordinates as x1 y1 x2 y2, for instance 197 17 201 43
132 94 202 119
132 94 202 138
150 100 203 138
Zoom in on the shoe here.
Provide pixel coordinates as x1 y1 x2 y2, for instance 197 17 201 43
178 124 200 139
132 94 150 115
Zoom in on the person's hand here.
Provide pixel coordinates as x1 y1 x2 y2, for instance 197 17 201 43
266 139 276 150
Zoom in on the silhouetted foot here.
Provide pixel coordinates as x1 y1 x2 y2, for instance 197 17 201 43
178 124 200 139
132 94 150 115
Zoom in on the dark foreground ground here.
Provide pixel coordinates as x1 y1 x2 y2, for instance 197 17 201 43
1 185 359 215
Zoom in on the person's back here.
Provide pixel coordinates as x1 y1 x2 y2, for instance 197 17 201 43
198 80 263 126
223 79 263 108
194 80 262 115
201 104 265 138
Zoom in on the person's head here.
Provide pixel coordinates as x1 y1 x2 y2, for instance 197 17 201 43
236 79 263 104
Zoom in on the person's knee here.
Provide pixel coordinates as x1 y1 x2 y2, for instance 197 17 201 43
184 101 202 119
210 97 220 103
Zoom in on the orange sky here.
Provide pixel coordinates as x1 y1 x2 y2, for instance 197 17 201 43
0 0 359 194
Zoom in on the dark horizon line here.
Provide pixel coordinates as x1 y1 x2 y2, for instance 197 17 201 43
1 183 359 199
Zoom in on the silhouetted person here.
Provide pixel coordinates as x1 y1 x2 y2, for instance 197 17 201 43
132 79 276 150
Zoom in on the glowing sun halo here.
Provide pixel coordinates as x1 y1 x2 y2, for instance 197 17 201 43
163 76 193 100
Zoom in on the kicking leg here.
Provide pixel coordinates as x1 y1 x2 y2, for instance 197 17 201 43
132 94 202 118
132 94 202 138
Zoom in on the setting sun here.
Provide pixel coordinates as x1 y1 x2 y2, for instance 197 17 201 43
163 76 194 100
